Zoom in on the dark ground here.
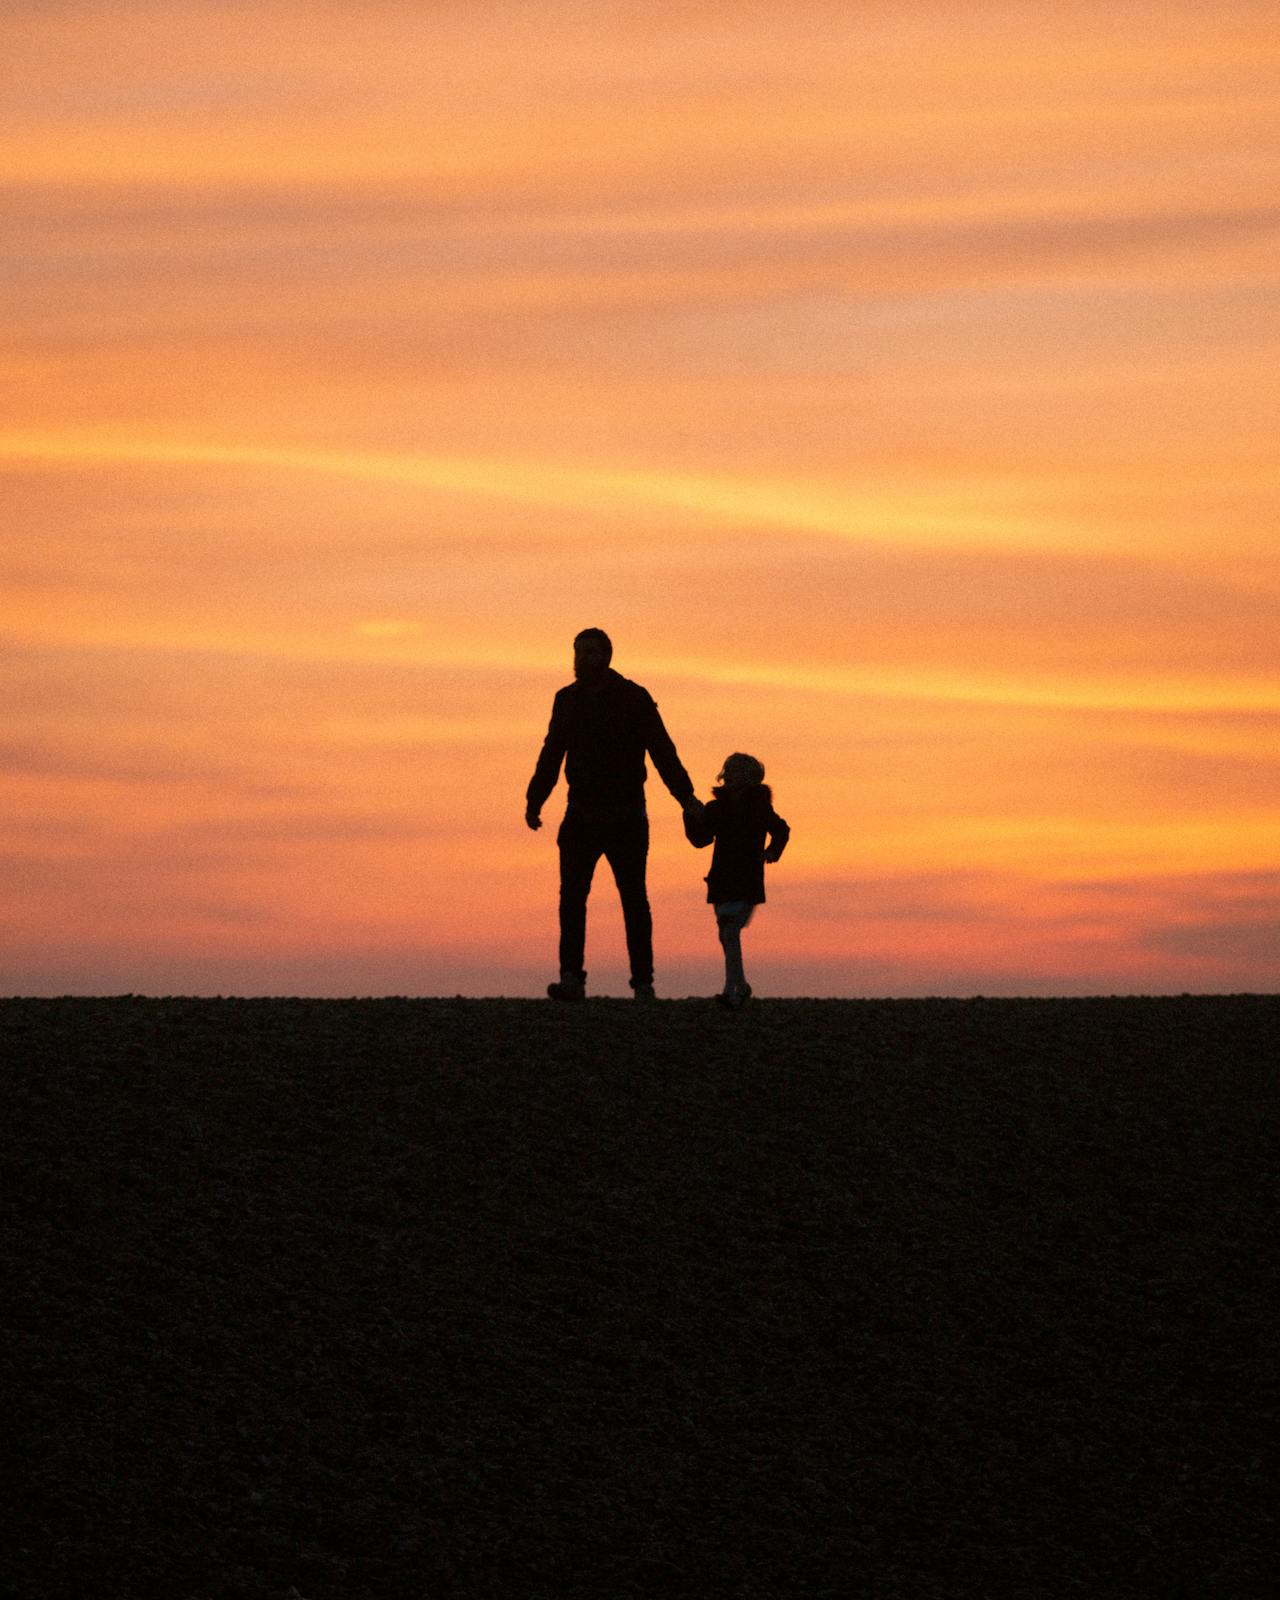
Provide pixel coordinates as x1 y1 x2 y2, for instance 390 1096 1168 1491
2 995 1275 1599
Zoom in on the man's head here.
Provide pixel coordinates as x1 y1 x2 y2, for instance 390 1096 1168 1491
573 628 613 683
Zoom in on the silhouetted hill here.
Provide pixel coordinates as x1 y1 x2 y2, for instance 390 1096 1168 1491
3 996 1275 1598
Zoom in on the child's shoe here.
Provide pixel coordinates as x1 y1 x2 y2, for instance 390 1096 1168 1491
716 984 752 1010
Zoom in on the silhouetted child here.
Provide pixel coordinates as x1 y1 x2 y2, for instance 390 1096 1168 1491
684 753 789 1007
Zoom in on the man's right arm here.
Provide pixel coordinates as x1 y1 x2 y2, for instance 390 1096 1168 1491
526 693 568 827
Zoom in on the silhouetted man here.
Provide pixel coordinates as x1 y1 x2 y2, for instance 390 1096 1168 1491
526 629 700 1001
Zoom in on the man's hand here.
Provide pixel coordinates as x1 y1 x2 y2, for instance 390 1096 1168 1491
681 796 704 817
525 809 543 831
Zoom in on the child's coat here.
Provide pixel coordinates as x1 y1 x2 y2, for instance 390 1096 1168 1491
684 785 790 905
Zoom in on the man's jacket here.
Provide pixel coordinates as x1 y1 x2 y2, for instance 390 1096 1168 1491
527 670 695 815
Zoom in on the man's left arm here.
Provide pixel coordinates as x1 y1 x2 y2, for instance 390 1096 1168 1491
643 696 697 809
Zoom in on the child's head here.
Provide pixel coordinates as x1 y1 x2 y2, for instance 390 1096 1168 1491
717 752 766 792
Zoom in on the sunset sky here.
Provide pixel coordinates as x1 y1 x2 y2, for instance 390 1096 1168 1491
3 0 1277 996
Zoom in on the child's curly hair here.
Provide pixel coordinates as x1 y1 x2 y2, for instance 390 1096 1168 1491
714 752 768 798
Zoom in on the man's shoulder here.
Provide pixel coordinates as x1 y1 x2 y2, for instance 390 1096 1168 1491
553 671 655 718
606 671 656 707
549 674 649 706
553 672 646 695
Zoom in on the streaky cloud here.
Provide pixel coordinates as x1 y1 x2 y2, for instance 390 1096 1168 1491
0 427 1131 554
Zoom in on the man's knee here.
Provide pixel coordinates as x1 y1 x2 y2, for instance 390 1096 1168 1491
559 847 598 897
560 880 593 913
616 876 651 916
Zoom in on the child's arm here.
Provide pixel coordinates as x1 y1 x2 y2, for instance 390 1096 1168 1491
763 810 790 863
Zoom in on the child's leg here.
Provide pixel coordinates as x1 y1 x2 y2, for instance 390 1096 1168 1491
717 913 744 995
715 902 751 996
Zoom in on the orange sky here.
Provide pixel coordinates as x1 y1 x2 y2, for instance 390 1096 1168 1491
3 0 1278 995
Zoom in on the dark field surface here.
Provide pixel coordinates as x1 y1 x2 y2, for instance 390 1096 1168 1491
2 996 1276 1599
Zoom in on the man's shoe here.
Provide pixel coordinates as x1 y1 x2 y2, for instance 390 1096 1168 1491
547 977 586 1002
632 983 656 1001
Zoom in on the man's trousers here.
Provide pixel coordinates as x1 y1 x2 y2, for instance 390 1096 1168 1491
556 804 652 989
